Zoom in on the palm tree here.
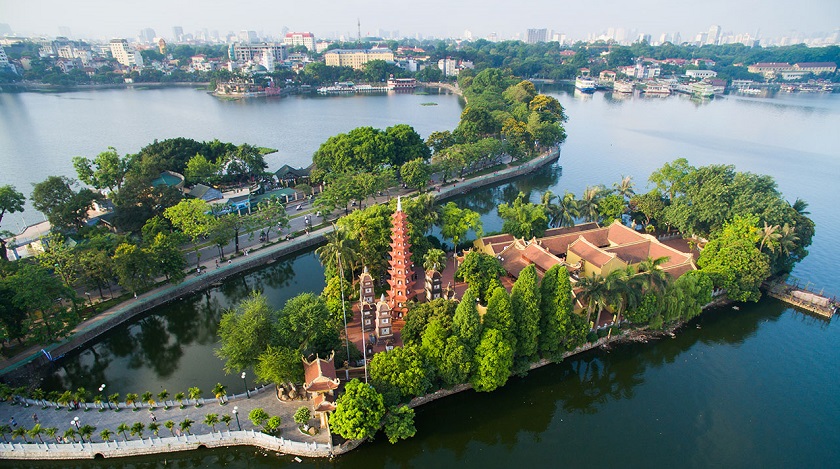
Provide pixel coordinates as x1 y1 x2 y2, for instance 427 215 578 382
74 387 89 407
45 427 58 443
204 413 219 433
12 427 29 442
141 391 155 409
108 393 120 411
316 227 360 276
31 388 46 408
99 428 113 442
57 390 72 409
556 191 580 227
157 390 170 409
576 273 610 328
212 383 227 405
605 267 642 327
579 186 604 223
614 175 635 200
149 422 160 437
125 393 138 410
116 423 130 441
188 387 202 407
47 391 61 409
540 190 561 227
180 418 194 435
164 420 176 436
28 424 44 443
92 394 103 410
777 223 799 256
221 415 233 431
423 248 447 273
130 422 145 439
636 256 672 294
791 198 810 215
174 392 186 409
62 428 77 443
759 221 781 252
78 424 95 443
0 424 11 443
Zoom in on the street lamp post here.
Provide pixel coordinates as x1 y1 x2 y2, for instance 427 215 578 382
84 292 92 310
233 406 241 431
99 384 107 410
241 372 249 398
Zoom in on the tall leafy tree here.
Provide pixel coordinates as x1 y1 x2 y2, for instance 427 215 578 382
30 176 99 231
369 345 431 400
0 185 25 261
276 292 340 356
454 251 505 303
538 264 574 360
331 379 386 440
452 288 483 352
164 198 214 270
437 202 482 249
383 405 417 444
697 215 770 302
216 292 277 373
400 158 432 192
254 345 304 387
510 265 541 365
483 286 515 348
471 328 514 392
72 147 130 194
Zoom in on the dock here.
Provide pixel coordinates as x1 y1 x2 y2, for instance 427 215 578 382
763 279 838 318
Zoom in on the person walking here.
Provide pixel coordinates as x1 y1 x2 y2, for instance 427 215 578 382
32 413 38 424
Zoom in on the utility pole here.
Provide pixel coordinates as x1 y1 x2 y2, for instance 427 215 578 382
357 18 361 44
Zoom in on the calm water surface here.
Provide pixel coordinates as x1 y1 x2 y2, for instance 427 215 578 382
4 87 839 468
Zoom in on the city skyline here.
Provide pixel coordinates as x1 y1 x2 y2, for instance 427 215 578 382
2 0 838 44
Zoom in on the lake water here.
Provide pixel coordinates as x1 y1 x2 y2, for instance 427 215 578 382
3 87 840 468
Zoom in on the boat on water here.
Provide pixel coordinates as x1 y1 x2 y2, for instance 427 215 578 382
387 77 417 90
739 87 762 95
575 76 597 92
613 81 634 93
690 82 715 98
780 84 796 93
643 81 671 95
214 79 285 98
317 81 393 94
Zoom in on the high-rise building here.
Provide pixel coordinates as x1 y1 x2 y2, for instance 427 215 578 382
109 39 144 67
526 28 547 44
58 26 72 38
707 25 721 45
229 42 286 62
283 32 316 51
0 46 9 66
139 28 156 44
172 26 184 42
239 30 258 43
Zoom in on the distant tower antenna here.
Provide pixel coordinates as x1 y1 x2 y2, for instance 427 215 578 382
358 18 361 43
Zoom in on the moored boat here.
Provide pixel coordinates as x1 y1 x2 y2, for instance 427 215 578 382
575 76 597 92
613 81 634 93
643 81 671 95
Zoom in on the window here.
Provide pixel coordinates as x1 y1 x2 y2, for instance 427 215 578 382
365 288 372 293
383 318 389 324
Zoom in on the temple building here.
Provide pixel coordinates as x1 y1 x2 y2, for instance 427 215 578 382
425 269 443 301
386 197 415 317
302 353 340 427
475 220 696 281
374 294 394 340
359 267 375 332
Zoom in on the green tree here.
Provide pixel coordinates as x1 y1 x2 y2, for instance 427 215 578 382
248 408 269 427
0 185 25 261
383 405 416 444
649 157 695 200
164 420 176 436
698 215 770 302
402 298 457 346
576 273 609 329
263 415 282 434
164 198 214 270
99 428 113 442
204 413 219 433
184 153 220 184
188 387 202 407
538 264 574 360
471 328 514 392
212 383 227 405
483 286 515 348
454 251 505 303
276 292 340 356
147 232 187 283
255 196 289 242
400 158 432 192
422 248 447 273
30 176 99 231
452 288 482 351
125 392 138 409
116 423 130 440
597 194 626 222
179 418 194 435
216 291 277 373
72 147 130 194
331 379 386 440
112 242 155 295
578 186 605 223
497 192 549 239
387 124 431 166
511 265 541 366
254 345 303 386
294 407 311 426
369 345 431 400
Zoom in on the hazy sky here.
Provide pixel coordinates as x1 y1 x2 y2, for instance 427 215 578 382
2 0 837 41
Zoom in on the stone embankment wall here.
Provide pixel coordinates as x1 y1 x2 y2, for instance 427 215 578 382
0 430 331 460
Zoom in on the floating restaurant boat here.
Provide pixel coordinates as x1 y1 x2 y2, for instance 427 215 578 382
387 77 417 90
612 81 634 93
642 81 671 95
575 76 597 92
317 81 393 94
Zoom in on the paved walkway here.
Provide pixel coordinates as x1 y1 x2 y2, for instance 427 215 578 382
0 385 329 447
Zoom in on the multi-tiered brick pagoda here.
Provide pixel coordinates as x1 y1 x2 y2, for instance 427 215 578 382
387 197 414 317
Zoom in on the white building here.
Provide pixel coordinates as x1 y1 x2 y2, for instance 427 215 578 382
109 39 144 67
0 45 10 66
686 69 717 79
229 43 287 63
284 32 316 51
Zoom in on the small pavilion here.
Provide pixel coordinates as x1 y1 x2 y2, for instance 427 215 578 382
302 353 340 427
